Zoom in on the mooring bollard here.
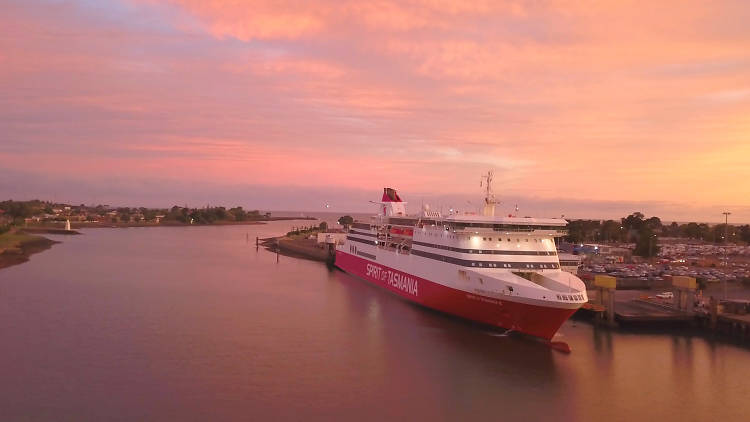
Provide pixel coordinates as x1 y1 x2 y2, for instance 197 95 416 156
594 275 617 326
672 276 697 312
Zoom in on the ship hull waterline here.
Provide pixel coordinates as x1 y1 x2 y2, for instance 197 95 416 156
335 250 578 341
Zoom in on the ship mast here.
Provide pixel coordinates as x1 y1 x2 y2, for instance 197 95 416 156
480 170 497 217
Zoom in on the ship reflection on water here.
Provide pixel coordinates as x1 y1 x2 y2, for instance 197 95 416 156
0 221 747 421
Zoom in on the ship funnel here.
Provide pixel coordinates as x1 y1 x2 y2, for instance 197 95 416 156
378 188 407 216
382 188 402 202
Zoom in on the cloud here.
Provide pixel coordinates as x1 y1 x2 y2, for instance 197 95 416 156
2 0 750 221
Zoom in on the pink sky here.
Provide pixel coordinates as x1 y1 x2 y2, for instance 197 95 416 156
1 0 749 222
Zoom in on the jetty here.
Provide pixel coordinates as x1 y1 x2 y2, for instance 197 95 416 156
615 299 693 323
578 274 750 343
261 231 345 263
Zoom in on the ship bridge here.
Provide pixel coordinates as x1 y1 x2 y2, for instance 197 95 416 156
441 215 568 236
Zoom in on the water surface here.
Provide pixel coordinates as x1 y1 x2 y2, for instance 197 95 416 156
1 222 748 421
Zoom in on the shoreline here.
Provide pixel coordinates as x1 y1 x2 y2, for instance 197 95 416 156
0 231 60 271
21 228 81 235
22 216 317 230
1 218 320 272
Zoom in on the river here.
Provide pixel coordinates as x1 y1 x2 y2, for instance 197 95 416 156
1 222 747 421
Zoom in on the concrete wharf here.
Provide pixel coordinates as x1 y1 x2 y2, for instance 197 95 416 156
581 275 750 343
614 299 693 323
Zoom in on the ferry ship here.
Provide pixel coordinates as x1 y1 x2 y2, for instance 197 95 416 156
335 173 587 342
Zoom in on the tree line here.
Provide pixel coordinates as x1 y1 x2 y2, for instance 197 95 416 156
0 200 270 225
162 206 268 224
566 212 750 257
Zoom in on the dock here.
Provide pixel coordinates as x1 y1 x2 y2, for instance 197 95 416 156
578 275 750 343
277 238 329 261
615 299 693 323
714 313 750 341
261 234 338 264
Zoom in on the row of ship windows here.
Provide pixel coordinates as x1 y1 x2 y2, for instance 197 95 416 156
557 294 584 301
423 232 547 244
469 262 557 269
482 237 546 243
425 232 458 239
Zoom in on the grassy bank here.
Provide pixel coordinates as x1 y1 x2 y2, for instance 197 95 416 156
0 230 59 271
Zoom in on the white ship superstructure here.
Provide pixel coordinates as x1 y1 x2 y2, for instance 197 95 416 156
335 177 588 341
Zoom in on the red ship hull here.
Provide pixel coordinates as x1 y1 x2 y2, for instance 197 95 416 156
336 251 577 340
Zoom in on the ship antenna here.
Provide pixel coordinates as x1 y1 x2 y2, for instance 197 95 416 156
482 170 496 205
481 170 498 217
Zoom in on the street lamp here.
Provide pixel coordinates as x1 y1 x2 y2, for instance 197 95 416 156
649 233 656 260
722 211 731 299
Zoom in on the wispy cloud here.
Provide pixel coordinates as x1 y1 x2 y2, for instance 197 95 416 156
1 0 750 221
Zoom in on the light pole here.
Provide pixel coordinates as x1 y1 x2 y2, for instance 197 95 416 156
722 211 731 300
649 233 656 261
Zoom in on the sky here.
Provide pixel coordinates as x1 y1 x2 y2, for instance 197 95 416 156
1 0 749 223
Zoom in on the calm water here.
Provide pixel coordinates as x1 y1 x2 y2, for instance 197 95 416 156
1 222 748 421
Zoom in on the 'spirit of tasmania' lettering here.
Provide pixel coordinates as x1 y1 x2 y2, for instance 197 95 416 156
365 263 418 296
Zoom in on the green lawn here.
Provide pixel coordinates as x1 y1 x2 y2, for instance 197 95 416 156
0 231 39 250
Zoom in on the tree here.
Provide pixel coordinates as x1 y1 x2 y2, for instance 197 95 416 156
634 228 659 257
666 221 680 237
214 207 227 221
601 220 621 242
697 223 711 241
565 219 603 243
683 222 700 239
622 212 644 230
229 207 247 221
143 209 158 221
621 212 645 241
740 225 750 243
0 200 33 219
645 216 662 232
338 215 354 228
